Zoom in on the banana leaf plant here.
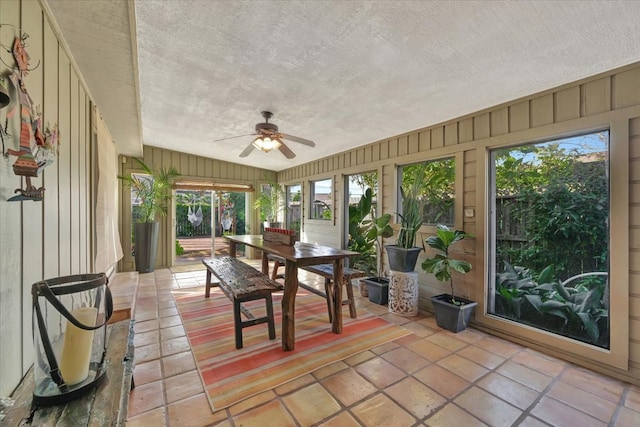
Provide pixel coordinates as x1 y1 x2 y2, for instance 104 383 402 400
348 188 393 277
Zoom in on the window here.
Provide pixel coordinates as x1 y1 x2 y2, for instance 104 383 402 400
397 158 455 226
488 130 610 349
286 184 302 234
345 172 379 273
310 178 332 220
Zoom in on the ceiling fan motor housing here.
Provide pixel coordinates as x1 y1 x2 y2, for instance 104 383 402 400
256 122 279 134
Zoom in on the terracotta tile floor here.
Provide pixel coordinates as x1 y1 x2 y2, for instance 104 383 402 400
126 262 640 426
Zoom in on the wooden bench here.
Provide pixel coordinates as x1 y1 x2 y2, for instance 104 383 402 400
203 257 283 349
269 256 365 322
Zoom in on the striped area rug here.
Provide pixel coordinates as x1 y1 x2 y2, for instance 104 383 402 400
174 287 411 410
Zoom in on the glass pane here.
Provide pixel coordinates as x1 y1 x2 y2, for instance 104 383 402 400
286 184 302 234
398 158 455 226
310 178 332 220
346 172 379 275
489 130 610 348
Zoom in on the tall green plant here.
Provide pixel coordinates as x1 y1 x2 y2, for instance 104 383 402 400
254 180 285 222
396 162 428 248
422 224 472 305
348 188 393 276
118 158 180 223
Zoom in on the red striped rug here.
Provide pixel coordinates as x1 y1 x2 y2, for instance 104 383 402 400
174 287 411 410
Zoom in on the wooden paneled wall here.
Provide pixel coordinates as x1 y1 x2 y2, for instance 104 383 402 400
279 64 640 385
0 0 95 396
118 146 276 271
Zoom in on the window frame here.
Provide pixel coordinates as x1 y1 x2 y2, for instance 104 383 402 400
309 178 333 220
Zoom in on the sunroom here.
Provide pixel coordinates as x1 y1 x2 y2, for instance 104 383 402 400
1 1 640 426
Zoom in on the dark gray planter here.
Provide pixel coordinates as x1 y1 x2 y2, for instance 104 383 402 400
134 222 159 273
430 294 477 333
363 277 389 305
385 245 422 272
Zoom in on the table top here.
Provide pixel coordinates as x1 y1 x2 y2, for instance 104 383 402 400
225 234 358 266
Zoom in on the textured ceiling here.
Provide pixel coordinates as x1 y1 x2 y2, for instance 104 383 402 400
47 1 640 171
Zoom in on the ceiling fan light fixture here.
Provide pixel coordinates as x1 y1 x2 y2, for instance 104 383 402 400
252 135 282 153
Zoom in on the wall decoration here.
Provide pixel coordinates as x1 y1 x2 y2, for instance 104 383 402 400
0 33 59 202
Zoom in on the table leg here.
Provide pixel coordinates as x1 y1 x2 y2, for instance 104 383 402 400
331 259 344 334
229 241 237 258
282 261 299 351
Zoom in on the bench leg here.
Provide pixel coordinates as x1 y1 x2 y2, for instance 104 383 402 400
265 293 276 340
233 299 243 349
271 260 281 281
346 279 357 319
324 278 334 324
205 269 212 298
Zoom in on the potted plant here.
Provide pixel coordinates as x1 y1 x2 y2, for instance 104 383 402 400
254 180 285 229
385 162 429 272
348 188 393 303
422 224 476 332
118 158 180 273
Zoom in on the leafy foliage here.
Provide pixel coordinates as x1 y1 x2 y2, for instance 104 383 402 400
422 224 472 304
348 188 393 276
254 180 285 222
401 159 455 227
175 240 185 255
495 261 609 347
494 140 608 279
118 158 180 223
396 162 428 248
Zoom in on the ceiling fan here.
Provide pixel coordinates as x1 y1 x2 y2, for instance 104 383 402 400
214 111 315 159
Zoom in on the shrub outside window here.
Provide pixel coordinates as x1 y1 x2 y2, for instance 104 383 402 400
397 158 455 226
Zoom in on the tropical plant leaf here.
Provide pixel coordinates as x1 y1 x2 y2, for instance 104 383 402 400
537 264 555 284
449 259 472 274
577 312 599 343
553 281 572 301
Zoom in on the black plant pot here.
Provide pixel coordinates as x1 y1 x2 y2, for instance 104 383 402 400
134 222 159 273
385 245 422 272
363 277 389 305
430 294 478 333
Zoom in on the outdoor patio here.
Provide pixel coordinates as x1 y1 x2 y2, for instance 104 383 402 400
175 237 240 265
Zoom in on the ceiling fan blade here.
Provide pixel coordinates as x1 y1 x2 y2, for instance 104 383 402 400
214 132 257 142
280 133 315 147
239 143 255 157
278 142 296 159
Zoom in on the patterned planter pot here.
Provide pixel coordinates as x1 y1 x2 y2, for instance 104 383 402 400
388 270 419 316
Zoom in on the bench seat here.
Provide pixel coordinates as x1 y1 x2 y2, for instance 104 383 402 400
269 255 364 322
203 257 283 349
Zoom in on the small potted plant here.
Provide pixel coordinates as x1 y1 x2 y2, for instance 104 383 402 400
118 158 180 272
422 224 476 332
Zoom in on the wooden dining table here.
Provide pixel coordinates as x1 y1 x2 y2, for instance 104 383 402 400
224 234 358 351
